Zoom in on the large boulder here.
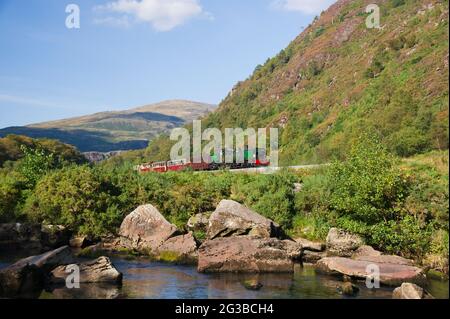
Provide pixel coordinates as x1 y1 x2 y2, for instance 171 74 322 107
326 228 363 257
198 237 296 273
50 256 122 284
156 232 198 264
0 246 75 297
119 204 178 252
316 257 426 286
392 283 433 299
207 200 280 240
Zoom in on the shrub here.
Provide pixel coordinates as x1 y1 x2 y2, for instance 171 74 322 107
328 134 408 224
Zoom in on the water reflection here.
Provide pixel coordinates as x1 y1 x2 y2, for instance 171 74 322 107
0 254 448 299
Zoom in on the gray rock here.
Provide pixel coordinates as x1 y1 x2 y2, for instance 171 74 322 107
207 200 280 240
119 204 178 252
0 246 74 297
392 283 429 299
316 257 426 286
50 256 122 284
326 228 363 257
198 237 295 273
156 232 198 264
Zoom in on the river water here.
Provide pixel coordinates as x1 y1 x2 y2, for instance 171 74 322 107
1 254 448 299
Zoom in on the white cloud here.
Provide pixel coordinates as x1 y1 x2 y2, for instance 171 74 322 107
95 0 206 31
273 0 336 15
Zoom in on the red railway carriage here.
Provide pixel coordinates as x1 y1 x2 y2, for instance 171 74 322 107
136 159 210 173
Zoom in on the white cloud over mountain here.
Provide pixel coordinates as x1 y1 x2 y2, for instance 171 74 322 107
273 0 335 15
95 0 205 31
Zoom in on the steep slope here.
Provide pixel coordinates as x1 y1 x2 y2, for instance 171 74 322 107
0 100 216 152
144 0 449 165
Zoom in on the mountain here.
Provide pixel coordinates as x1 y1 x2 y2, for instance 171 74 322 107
0 100 216 152
144 0 449 165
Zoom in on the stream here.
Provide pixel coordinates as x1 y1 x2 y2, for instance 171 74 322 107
1 253 448 299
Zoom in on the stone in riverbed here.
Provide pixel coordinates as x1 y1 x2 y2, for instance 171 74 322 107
119 204 178 252
392 283 433 299
198 237 296 273
316 257 425 286
0 246 75 297
50 256 122 284
338 282 359 297
242 279 263 291
69 235 95 249
326 228 363 257
207 200 280 240
156 232 198 264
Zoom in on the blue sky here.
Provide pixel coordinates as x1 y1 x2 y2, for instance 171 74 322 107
0 0 335 128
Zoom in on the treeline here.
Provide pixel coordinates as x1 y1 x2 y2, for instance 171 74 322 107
0 134 448 273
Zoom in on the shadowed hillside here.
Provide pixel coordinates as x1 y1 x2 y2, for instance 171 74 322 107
0 100 216 152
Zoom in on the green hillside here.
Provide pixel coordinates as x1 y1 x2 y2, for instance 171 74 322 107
143 0 449 165
0 100 216 152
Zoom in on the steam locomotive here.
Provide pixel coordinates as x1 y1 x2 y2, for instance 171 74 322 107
136 148 270 173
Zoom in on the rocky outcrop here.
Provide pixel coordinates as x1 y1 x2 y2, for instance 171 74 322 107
0 246 74 297
187 213 210 232
316 257 426 286
207 200 280 240
156 232 198 264
198 237 297 273
326 228 363 257
119 204 178 252
50 257 122 284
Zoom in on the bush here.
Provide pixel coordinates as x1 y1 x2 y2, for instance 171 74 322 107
328 134 408 224
23 165 120 237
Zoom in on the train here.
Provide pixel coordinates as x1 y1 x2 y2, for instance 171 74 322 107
136 148 270 173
